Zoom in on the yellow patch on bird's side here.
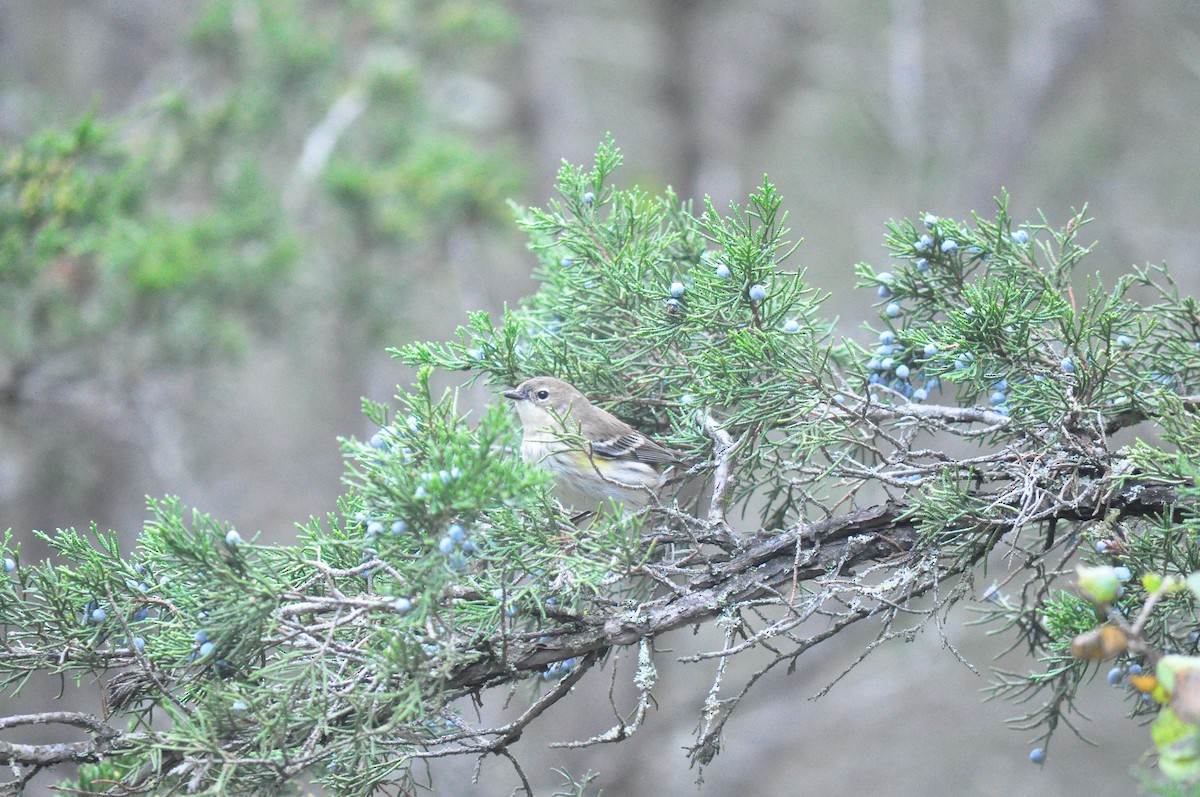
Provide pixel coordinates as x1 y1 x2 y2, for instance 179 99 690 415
521 437 661 511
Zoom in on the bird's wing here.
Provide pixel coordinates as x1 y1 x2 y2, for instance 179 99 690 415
591 432 680 464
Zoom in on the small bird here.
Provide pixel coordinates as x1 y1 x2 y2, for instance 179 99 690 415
504 376 679 512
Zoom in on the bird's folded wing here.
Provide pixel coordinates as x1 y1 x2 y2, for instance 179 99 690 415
590 432 680 464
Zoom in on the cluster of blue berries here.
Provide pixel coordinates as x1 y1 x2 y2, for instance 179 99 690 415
915 213 1001 256
910 214 1029 272
700 250 764 298
986 378 1010 413
665 259 772 315
83 599 107 624
912 214 960 258
194 629 215 659
883 216 952 317
354 504 485 573
122 576 153 623
865 330 942 401
664 278 687 314
412 465 464 501
493 587 519 618
352 511 413 581
128 564 155 627
413 626 445 658
367 416 421 458
945 358 1037 416
361 514 410 539
437 523 479 570
91 590 148 652
875 272 894 299
100 604 148 652
542 657 578 680
870 270 908 318
1107 662 1144 688
881 215 1032 322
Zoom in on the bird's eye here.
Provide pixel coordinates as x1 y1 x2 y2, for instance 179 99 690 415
536 390 550 400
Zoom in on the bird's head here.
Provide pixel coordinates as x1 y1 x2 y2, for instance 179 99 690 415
503 376 589 425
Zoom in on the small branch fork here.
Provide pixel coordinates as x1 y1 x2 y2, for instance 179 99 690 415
701 413 744 532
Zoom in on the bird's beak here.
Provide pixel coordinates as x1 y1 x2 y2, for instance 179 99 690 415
503 388 523 401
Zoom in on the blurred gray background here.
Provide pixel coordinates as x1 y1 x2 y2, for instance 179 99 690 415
4 1 1198 794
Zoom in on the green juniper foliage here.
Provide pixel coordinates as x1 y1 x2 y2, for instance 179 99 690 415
184 0 524 343
0 0 523 401
0 0 525 412
0 115 292 398
4 138 1200 795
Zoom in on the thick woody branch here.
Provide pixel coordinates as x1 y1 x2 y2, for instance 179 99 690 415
449 503 916 689
447 478 1183 691
0 712 121 768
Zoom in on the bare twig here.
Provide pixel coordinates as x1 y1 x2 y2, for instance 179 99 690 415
284 87 369 213
701 413 743 531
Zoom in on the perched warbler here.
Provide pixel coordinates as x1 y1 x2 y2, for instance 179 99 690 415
504 376 680 512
